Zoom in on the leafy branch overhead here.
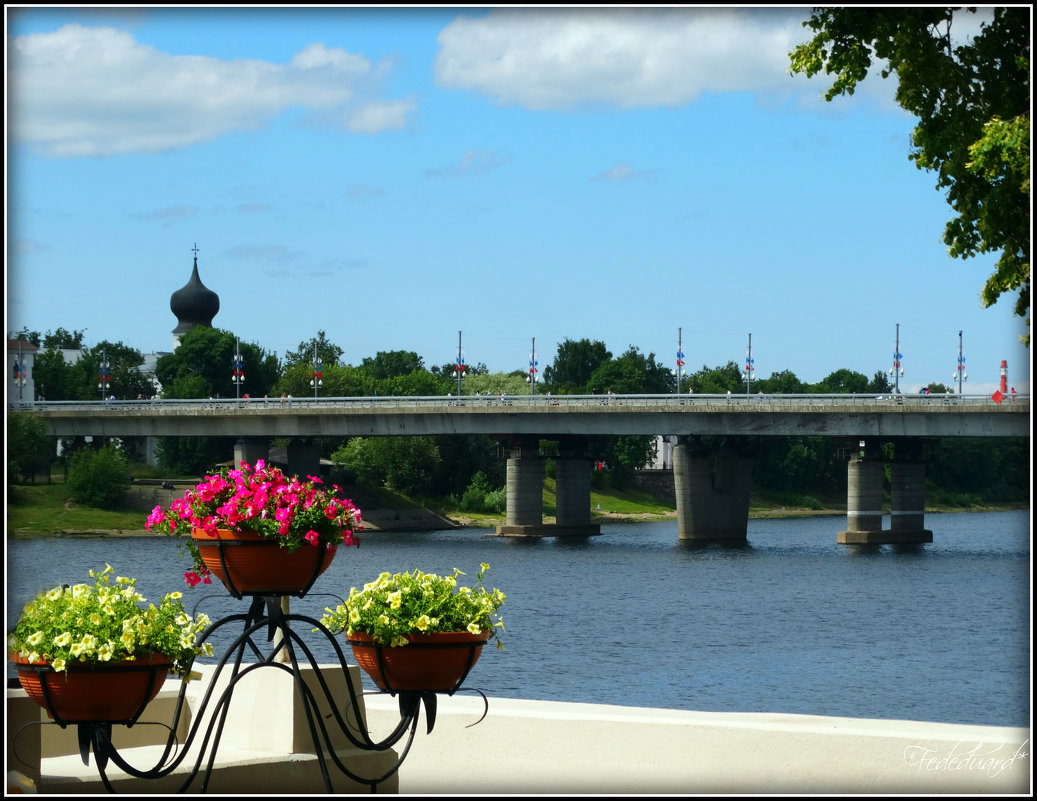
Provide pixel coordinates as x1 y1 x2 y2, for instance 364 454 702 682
789 7 1030 345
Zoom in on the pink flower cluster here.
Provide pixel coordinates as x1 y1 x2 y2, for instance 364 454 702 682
146 460 362 588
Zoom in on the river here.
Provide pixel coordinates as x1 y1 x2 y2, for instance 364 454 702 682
5 510 1030 727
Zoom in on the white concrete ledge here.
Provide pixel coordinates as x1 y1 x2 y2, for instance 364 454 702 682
364 693 1031 795
10 665 1030 795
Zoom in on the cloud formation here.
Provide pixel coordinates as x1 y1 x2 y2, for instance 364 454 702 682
9 24 414 157
435 8 817 110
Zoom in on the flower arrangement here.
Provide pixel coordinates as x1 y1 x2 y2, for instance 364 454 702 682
320 564 505 648
145 460 362 588
7 565 212 676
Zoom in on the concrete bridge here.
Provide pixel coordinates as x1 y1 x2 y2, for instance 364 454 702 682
15 393 1029 544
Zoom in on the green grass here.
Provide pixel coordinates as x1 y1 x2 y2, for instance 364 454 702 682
7 482 150 536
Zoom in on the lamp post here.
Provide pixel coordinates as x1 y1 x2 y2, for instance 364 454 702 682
311 344 323 398
953 330 967 397
889 323 904 394
231 339 245 400
743 333 755 396
13 341 28 401
675 328 685 395
98 349 110 401
452 331 465 397
527 337 539 395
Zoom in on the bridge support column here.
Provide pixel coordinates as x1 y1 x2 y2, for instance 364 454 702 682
234 437 269 469
288 442 321 480
673 438 752 541
495 440 545 537
552 458 601 536
890 439 932 543
838 439 932 544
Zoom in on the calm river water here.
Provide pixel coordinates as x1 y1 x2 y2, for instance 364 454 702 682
5 510 1030 727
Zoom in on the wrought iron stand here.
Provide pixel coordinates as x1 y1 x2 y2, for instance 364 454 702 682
12 590 483 793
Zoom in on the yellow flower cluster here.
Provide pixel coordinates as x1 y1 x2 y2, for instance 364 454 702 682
9 565 212 676
319 564 505 648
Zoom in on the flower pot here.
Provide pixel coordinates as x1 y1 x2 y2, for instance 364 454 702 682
347 630 491 694
10 653 172 724
192 527 336 597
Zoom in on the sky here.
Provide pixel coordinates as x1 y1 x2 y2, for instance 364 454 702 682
4 6 1031 395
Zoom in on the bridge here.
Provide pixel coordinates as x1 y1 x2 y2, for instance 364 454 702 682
13 393 1029 544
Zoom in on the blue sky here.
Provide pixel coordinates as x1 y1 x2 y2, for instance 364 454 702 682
5 6 1030 394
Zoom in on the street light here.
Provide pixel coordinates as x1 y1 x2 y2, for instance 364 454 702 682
451 331 465 397
13 341 28 401
953 330 967 397
98 349 110 400
889 323 904 394
231 339 245 400
675 327 685 395
311 344 323 398
527 337 539 395
743 333 756 396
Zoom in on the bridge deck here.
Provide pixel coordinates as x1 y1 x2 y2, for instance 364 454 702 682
13 394 1029 439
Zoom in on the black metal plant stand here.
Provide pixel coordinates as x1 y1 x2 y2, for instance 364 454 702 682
12 590 487 794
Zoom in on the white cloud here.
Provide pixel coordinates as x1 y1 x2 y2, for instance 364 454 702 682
592 162 657 182
8 24 415 157
434 7 902 113
426 149 512 178
435 8 814 110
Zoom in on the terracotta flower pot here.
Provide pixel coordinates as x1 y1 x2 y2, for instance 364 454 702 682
347 630 491 694
192 527 336 597
10 653 172 724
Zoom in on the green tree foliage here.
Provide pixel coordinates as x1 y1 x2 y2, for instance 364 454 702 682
812 368 870 394
7 412 53 483
332 436 442 496
756 369 807 395
925 437 1029 503
867 370 894 394
284 330 344 368
31 348 81 401
14 326 87 349
686 362 743 394
464 371 532 398
155 327 280 399
155 436 237 477
588 346 674 394
790 7 1031 343
66 443 131 508
543 338 611 393
360 350 425 380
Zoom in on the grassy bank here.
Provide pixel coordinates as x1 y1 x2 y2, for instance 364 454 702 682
7 478 1023 538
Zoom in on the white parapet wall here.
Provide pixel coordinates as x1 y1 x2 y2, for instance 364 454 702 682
9 666 1030 795
364 693 1031 795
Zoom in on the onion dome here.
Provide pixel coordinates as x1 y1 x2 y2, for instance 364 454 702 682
171 247 220 344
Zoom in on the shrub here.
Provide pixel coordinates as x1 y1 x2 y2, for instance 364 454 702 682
66 444 131 508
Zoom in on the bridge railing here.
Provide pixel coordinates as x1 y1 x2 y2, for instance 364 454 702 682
9 392 1028 413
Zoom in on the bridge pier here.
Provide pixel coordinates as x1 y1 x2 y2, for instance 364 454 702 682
838 439 932 544
494 437 600 538
673 437 753 541
234 437 269 469
287 442 321 480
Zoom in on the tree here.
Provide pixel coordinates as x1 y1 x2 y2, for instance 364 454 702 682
790 8 1031 344
543 338 611 392
67 443 131 508
284 330 344 368
687 362 743 394
588 346 674 395
359 350 424 380
757 369 806 395
7 412 53 483
812 368 869 394
155 327 281 399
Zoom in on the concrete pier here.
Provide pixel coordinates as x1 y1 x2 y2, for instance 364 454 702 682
495 439 599 537
673 438 753 541
839 439 933 545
